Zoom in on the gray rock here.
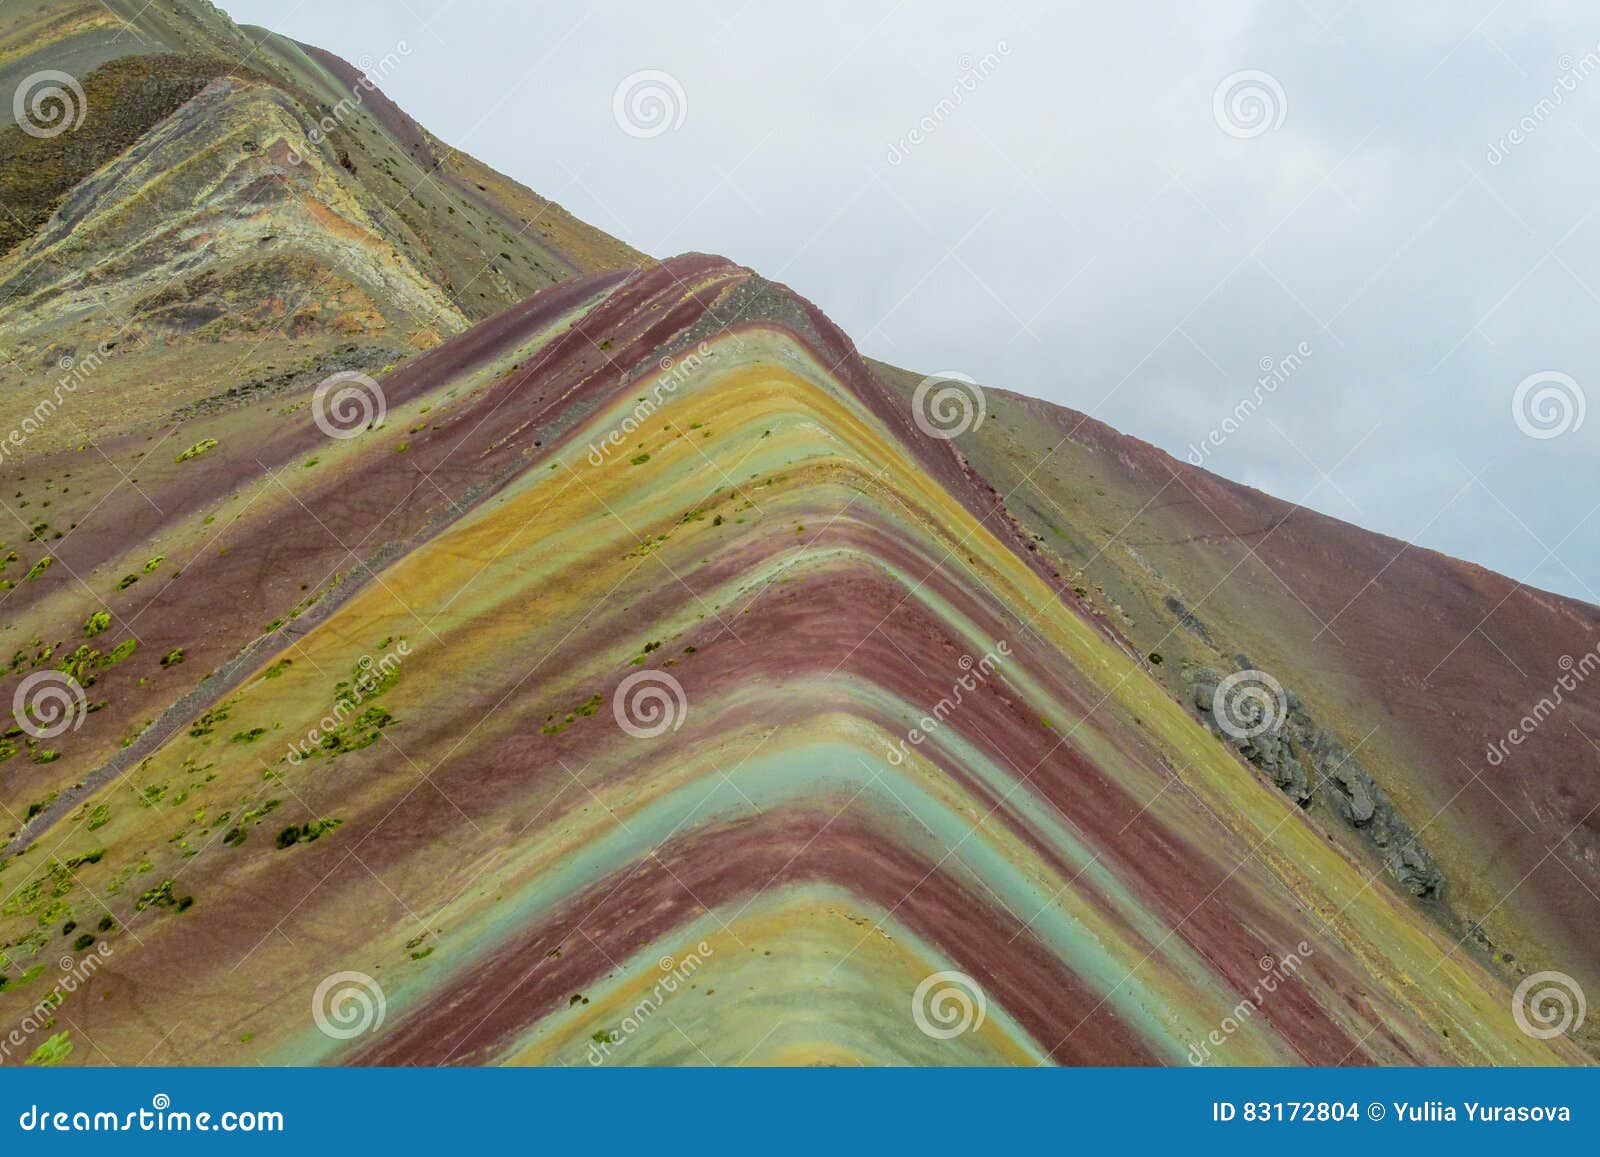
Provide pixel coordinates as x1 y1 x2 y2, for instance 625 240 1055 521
1185 670 1445 905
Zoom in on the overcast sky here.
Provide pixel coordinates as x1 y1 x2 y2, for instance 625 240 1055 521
226 0 1600 603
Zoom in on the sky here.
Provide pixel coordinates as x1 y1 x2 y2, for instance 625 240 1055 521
224 0 1600 603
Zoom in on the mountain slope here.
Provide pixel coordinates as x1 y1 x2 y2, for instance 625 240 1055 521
0 0 642 450
877 370 1600 1040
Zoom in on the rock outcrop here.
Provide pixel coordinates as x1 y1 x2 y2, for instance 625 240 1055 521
1190 663 1445 900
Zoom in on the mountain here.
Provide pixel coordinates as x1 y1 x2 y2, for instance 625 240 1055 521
0 0 640 450
0 0 1594 1066
879 370 1600 1020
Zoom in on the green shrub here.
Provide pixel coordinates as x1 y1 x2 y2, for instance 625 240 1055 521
175 439 218 463
26 1032 71 1067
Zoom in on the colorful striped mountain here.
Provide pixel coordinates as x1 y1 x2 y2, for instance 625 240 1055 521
0 0 1595 1067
